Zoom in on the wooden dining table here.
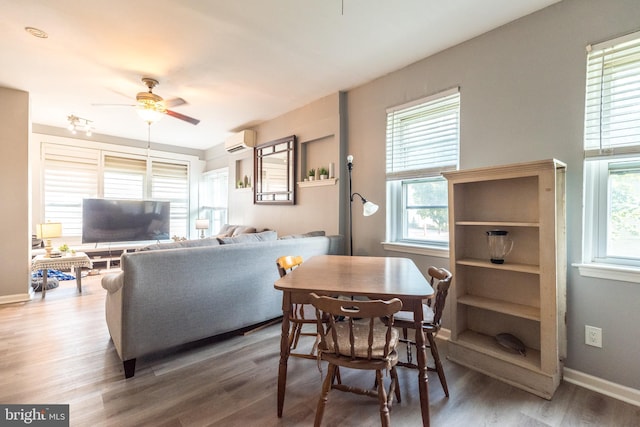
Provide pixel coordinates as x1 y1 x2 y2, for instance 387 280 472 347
274 255 435 427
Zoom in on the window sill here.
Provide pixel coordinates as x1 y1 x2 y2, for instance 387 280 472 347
573 262 640 284
382 242 449 258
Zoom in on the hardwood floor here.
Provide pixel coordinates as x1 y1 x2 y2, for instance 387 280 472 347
1 273 639 426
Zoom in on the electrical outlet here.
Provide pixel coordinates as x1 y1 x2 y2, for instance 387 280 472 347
585 325 602 348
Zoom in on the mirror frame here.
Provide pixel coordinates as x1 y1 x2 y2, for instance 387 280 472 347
254 135 297 205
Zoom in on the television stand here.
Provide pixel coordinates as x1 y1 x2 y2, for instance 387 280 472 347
81 245 142 271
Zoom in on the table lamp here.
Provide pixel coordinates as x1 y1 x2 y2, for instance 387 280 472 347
195 219 209 239
36 222 62 258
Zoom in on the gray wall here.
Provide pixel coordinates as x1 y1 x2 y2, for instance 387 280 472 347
0 87 31 302
226 93 343 236
346 0 640 389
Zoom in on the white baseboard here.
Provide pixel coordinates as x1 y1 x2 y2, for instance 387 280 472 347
439 328 640 408
0 292 32 305
563 368 640 408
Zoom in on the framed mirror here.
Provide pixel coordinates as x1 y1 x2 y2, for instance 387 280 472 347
254 135 297 205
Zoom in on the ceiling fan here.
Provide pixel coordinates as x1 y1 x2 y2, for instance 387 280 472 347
94 77 200 125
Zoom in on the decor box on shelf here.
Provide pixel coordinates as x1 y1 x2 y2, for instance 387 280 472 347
443 159 566 399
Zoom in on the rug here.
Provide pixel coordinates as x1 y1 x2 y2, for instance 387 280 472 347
31 277 60 292
32 269 76 280
31 269 75 292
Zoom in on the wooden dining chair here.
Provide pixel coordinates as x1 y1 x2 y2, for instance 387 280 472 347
309 292 403 427
392 266 452 397
276 255 322 359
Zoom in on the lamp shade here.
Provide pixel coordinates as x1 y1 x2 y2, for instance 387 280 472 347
36 222 62 239
195 219 209 230
362 201 379 217
136 105 164 123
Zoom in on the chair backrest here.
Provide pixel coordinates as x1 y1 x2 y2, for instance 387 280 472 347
309 293 402 361
427 266 452 327
276 255 304 278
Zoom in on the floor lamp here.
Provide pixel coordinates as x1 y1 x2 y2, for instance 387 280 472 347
347 155 379 256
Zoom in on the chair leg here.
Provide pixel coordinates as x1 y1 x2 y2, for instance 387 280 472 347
387 366 401 407
403 327 413 364
289 322 302 349
315 363 336 427
375 369 391 427
427 332 449 397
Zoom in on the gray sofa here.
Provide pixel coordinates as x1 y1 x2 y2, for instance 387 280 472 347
101 232 344 378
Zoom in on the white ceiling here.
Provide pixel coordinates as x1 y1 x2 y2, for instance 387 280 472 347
0 0 560 150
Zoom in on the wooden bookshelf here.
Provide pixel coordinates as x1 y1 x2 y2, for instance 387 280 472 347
443 159 567 399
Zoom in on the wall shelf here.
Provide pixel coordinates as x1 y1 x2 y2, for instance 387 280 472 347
297 178 338 188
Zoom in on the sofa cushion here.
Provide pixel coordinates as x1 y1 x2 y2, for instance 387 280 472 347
218 230 277 244
279 230 326 239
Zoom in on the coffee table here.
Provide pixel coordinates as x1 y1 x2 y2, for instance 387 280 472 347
31 252 92 298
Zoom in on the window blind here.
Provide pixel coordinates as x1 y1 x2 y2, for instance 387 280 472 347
41 143 193 239
152 161 189 237
43 144 99 236
386 88 460 180
103 155 146 199
585 31 640 158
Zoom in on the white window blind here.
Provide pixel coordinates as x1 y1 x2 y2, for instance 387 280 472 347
41 143 193 240
585 31 640 157
103 155 146 199
43 144 99 236
386 87 460 180
152 161 189 238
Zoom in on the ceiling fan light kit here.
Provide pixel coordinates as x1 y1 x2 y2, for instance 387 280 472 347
93 77 200 126
136 102 165 124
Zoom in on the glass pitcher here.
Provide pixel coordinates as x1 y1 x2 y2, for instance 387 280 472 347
486 230 513 264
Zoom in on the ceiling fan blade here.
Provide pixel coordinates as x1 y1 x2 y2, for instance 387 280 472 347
166 109 200 125
164 97 187 108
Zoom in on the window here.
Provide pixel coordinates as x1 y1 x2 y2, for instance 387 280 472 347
582 31 640 270
42 144 99 237
151 161 189 239
103 155 146 199
386 87 459 249
41 143 191 241
200 168 229 235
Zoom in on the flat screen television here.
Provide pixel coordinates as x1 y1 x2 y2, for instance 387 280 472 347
82 198 171 244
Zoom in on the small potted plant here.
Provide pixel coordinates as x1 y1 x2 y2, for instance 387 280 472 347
308 168 316 181
319 167 329 180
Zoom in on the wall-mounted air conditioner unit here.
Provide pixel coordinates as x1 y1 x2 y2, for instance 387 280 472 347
224 130 257 153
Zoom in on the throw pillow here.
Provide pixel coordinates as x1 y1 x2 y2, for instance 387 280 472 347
137 241 184 251
215 224 257 237
279 230 326 239
215 224 237 237
218 230 277 244
179 237 221 248
231 225 257 236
